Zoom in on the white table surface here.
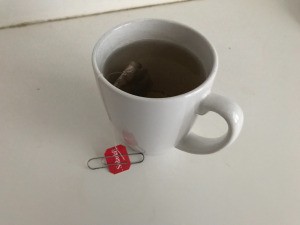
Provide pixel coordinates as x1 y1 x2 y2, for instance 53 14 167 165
0 0 185 28
1 0 300 224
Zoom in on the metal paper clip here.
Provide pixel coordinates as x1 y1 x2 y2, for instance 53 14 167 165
87 152 144 170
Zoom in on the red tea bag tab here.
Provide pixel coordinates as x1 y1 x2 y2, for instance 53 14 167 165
104 145 131 174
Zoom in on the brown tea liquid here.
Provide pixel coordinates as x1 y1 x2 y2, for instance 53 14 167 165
103 40 206 97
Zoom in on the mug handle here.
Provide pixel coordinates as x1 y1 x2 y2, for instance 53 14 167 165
177 93 244 154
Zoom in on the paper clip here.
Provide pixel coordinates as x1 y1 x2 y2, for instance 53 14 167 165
87 152 144 170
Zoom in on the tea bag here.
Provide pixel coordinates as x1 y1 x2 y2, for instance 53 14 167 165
113 61 152 97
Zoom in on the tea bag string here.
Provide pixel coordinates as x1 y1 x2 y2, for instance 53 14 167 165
107 119 122 156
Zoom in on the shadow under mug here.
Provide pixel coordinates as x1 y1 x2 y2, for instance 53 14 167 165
92 19 243 155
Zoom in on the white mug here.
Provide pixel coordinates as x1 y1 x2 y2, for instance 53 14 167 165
92 19 243 155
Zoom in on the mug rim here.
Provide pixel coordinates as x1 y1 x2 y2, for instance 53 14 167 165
92 18 218 102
